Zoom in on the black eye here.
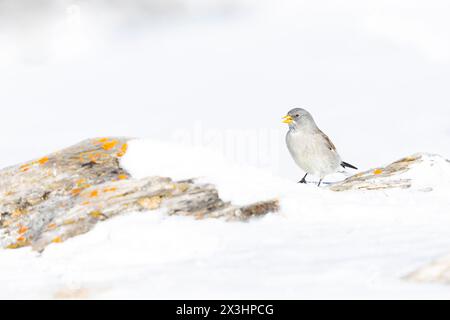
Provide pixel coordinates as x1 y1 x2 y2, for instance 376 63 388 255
295 114 299 118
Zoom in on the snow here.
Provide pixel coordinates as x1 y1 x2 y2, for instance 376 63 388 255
1 0 450 299
398 154 450 191
1 139 450 299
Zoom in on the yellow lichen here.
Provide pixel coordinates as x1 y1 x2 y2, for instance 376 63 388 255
117 143 128 157
103 187 117 193
18 226 28 234
7 239 29 249
79 151 109 163
88 153 100 163
117 174 128 180
71 188 83 196
89 190 99 198
373 169 383 175
38 156 49 165
89 211 105 219
75 179 91 190
52 236 63 243
102 140 118 151
47 223 57 230
76 178 86 185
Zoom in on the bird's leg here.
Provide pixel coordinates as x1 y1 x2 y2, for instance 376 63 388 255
317 179 323 187
298 173 308 184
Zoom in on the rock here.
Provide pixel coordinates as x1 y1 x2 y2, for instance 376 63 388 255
330 153 450 192
0 138 279 251
406 254 450 284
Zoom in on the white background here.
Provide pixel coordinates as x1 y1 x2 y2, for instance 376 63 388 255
0 0 449 179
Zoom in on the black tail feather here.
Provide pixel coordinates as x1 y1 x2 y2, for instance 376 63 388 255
341 161 358 170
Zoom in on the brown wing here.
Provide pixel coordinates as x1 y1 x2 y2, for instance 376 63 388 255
319 130 336 151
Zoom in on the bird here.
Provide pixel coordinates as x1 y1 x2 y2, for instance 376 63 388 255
282 108 357 186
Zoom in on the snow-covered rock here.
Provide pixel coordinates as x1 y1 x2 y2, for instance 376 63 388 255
330 153 450 192
407 253 450 284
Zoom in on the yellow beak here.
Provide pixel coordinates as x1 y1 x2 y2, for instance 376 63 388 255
282 115 293 124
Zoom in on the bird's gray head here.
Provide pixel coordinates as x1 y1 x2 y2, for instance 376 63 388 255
282 108 317 130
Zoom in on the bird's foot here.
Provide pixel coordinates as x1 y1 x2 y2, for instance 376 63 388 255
298 178 307 184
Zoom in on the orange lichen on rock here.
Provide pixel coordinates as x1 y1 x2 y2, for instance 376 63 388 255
89 190 99 198
88 153 100 163
47 223 57 230
92 137 110 146
89 211 105 219
373 169 383 175
18 225 28 234
71 188 83 196
73 178 92 195
76 178 86 185
103 187 117 193
52 236 63 243
20 164 31 172
78 151 106 163
7 238 30 249
75 179 91 189
117 174 129 180
38 156 49 165
102 140 118 151
117 143 128 157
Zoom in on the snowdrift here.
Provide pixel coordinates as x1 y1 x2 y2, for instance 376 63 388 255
0 137 449 299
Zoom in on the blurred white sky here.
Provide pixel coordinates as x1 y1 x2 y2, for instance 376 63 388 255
0 0 449 179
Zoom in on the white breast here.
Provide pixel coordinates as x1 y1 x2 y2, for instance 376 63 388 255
286 129 341 178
